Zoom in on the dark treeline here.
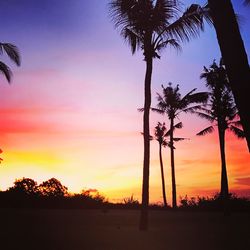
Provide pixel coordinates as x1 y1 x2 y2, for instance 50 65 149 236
0 177 106 209
1 177 249 212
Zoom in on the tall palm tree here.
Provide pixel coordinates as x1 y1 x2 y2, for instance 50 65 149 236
208 0 250 151
197 60 244 200
0 43 20 82
154 83 208 208
109 0 208 230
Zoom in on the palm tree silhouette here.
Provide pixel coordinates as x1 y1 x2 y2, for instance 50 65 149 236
208 0 250 151
197 60 244 200
154 122 168 207
154 121 185 207
0 43 20 82
109 0 208 230
153 83 208 208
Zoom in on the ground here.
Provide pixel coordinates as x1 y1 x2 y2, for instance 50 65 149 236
1 209 249 250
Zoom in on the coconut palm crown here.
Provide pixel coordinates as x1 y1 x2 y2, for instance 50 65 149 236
0 43 20 83
109 0 211 60
197 60 244 199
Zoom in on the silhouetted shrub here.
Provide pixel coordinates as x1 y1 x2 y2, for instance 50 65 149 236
38 178 68 197
179 193 250 212
8 178 38 195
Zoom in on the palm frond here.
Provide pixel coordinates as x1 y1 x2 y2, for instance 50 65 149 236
164 121 183 137
151 107 165 114
194 112 215 122
165 4 205 42
173 137 187 142
180 88 197 101
109 0 136 28
153 0 179 25
229 125 245 139
196 126 214 136
174 122 183 129
154 38 181 54
180 105 210 114
182 92 209 106
162 141 171 148
228 120 242 127
0 43 21 66
0 61 12 82
121 28 142 54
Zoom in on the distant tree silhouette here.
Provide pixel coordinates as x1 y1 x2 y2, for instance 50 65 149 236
197 60 245 201
8 177 38 195
0 43 20 82
154 83 208 208
208 0 250 151
109 0 208 230
38 178 68 197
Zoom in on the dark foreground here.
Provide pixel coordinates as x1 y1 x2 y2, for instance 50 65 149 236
0 209 249 250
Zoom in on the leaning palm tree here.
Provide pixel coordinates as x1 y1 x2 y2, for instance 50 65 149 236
208 0 250 151
154 83 208 208
0 43 20 82
109 0 209 230
197 60 245 200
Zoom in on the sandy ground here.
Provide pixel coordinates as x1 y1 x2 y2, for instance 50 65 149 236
0 209 249 250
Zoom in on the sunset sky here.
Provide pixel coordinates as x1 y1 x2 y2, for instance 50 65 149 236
0 0 249 204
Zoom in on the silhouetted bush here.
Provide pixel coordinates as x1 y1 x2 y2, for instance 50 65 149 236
38 178 68 197
179 193 250 212
0 178 108 209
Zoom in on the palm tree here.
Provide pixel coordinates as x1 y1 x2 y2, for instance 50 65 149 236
197 60 244 200
0 43 20 82
154 121 185 207
109 0 208 230
208 0 250 151
154 122 168 207
154 83 208 208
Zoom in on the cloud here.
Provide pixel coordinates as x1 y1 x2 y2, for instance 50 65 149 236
234 177 250 186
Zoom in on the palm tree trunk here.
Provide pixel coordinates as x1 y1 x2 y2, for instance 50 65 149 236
170 118 177 209
159 143 167 207
218 127 229 198
208 0 250 151
139 55 153 231
218 126 230 215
